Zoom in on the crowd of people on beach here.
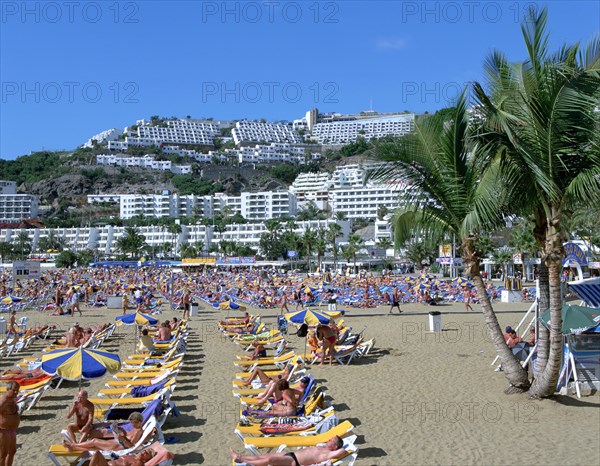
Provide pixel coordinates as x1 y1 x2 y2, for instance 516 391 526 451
1 265 510 321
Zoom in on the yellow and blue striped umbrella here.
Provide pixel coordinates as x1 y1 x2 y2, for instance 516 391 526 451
1 295 23 304
41 347 121 381
116 312 158 326
285 309 331 326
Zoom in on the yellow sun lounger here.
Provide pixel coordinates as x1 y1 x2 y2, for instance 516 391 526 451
113 360 182 380
48 416 159 466
97 378 176 398
243 420 355 454
120 355 184 371
233 351 296 369
105 369 177 388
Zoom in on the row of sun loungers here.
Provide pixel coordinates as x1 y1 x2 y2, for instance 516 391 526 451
218 317 360 465
46 322 188 466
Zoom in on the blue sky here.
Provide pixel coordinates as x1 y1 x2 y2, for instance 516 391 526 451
1 1 598 159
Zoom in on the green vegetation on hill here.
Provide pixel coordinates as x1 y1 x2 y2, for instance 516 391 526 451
171 175 223 195
0 151 71 185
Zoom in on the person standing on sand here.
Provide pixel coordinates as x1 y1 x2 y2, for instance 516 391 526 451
463 289 474 311
0 381 20 466
280 291 289 315
182 289 191 321
389 286 402 314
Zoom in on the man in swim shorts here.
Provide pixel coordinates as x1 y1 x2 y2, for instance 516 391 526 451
229 436 344 465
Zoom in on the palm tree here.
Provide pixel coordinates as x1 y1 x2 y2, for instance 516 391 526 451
302 227 317 273
314 228 328 271
492 248 514 281
373 91 531 392
473 7 600 397
327 223 343 270
167 223 182 259
14 232 32 260
179 243 197 259
348 233 364 270
116 226 146 258
0 242 13 263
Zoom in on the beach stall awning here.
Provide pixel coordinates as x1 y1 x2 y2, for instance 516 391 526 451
568 277 600 308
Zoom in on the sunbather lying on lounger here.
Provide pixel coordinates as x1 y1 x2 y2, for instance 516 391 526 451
252 376 311 406
88 441 174 466
62 412 144 454
243 380 297 417
230 436 344 465
240 362 294 387
0 367 46 381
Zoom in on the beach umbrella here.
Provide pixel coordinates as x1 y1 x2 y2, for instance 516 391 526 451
1 295 23 304
41 347 121 386
511 342 531 362
285 309 332 359
116 312 158 326
413 283 431 291
540 304 600 335
285 309 331 326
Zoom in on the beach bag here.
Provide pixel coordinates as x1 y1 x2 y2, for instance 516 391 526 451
297 323 309 338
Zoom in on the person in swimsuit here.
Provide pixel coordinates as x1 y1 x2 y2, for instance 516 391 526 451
66 390 95 443
63 412 144 454
0 381 20 466
316 324 337 366
389 286 402 314
247 341 267 360
229 436 345 465
243 380 297 417
240 362 294 387
88 446 156 466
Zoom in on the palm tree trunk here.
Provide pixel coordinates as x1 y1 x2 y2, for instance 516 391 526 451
533 261 550 374
464 240 530 392
528 212 564 398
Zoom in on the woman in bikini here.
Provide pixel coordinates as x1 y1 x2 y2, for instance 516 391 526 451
316 324 337 366
244 380 297 417
240 362 295 387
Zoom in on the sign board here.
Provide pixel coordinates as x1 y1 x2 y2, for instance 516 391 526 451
513 253 522 264
439 244 452 258
13 261 41 280
287 250 297 258
181 258 217 264
436 257 462 265
217 256 256 265
563 242 588 266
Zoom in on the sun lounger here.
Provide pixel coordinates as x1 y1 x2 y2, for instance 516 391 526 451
48 416 159 466
243 420 355 454
233 351 296 369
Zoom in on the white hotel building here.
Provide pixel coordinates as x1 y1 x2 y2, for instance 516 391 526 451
110 191 296 221
83 128 123 148
0 181 39 222
232 121 302 145
96 154 192 175
312 114 415 144
107 119 220 151
227 142 310 164
0 220 348 258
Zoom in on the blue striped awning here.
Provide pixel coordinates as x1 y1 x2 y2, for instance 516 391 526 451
569 278 600 308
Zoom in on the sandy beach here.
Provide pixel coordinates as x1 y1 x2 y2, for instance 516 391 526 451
4 299 599 466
